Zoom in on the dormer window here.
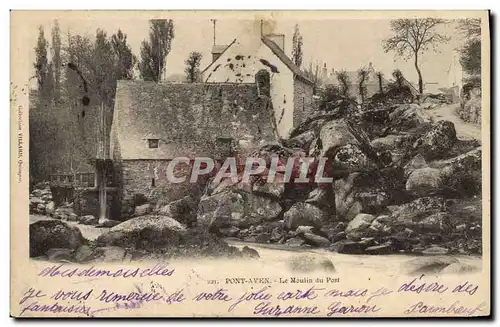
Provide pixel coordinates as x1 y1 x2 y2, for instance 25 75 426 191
148 139 159 149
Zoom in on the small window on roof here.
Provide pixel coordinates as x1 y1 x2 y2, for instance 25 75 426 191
148 139 159 149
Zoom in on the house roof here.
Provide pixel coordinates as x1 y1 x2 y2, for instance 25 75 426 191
260 36 313 86
201 36 313 86
212 44 229 54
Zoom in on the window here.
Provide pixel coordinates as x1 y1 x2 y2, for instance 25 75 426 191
148 139 159 149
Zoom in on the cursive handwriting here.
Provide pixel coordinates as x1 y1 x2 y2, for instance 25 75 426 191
327 302 380 316
38 262 175 279
404 301 486 316
398 274 448 294
228 286 272 312
254 301 320 317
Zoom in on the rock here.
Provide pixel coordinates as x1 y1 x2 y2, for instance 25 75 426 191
241 246 260 259
296 226 317 235
158 196 198 226
79 215 99 226
135 203 152 216
46 248 74 262
389 104 430 130
405 167 443 196
403 154 428 177
285 237 305 247
345 213 376 240
440 263 480 275
387 197 448 224
318 118 369 158
74 245 94 263
270 226 284 242
370 135 401 151
330 231 346 243
45 202 55 215
252 179 285 199
96 219 121 228
330 240 366 254
31 189 43 197
355 191 390 213
219 226 240 237
305 187 334 210
94 246 127 262
413 120 457 160
419 212 451 233
401 256 459 275
96 215 187 250
456 224 467 232
67 213 79 222
283 202 328 230
303 233 331 247
286 130 316 150
365 244 393 255
438 148 482 196
331 144 373 173
197 190 282 229
36 203 46 214
30 220 86 257
287 255 336 273
422 246 450 256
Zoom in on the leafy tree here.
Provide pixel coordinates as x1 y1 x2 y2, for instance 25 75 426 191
457 18 481 77
184 51 203 83
34 26 50 97
138 19 175 82
111 29 137 80
357 67 369 103
383 18 450 94
51 20 62 102
292 24 303 68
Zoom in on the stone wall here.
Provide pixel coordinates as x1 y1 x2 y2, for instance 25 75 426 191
293 78 315 129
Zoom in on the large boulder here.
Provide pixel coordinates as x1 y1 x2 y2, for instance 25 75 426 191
197 190 282 229
96 215 187 250
134 203 152 216
405 167 443 196
437 148 482 196
45 202 55 216
413 120 457 160
403 154 428 177
388 104 430 130
79 215 99 226
158 195 198 226
283 202 328 230
285 130 316 151
386 197 449 230
30 220 86 257
317 118 371 159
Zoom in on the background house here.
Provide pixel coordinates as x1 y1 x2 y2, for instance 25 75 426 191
202 31 314 139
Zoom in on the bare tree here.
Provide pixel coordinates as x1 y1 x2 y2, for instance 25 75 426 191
336 70 350 98
383 18 450 94
357 67 369 103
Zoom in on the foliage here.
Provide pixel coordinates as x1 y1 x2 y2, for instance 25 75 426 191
457 19 481 76
184 51 203 83
51 20 62 102
34 26 53 99
376 71 384 94
111 29 137 81
292 24 303 68
383 18 450 94
138 19 175 82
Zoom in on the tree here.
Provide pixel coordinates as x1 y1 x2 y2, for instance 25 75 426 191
184 51 203 83
292 24 303 68
51 20 62 102
111 29 137 80
138 19 175 82
34 26 49 96
336 70 351 98
357 67 369 103
383 18 450 94
304 62 321 95
457 18 481 76
376 71 384 94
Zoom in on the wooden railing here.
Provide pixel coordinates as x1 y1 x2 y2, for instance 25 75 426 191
49 173 96 188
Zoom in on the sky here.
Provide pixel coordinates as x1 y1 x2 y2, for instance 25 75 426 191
19 12 470 89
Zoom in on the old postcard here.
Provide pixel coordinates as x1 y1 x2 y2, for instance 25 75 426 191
10 10 490 318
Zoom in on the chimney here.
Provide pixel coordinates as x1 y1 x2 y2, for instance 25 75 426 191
265 34 285 51
211 44 227 62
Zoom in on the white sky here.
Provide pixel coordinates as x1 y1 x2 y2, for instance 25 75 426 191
23 14 468 87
